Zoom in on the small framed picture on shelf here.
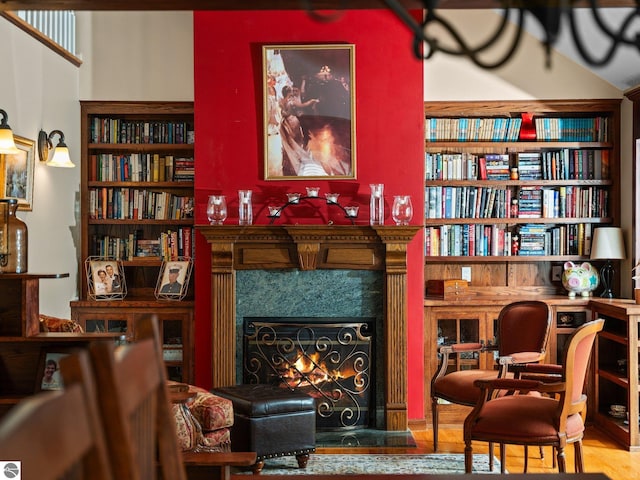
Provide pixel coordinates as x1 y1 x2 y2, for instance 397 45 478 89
155 257 192 301
85 257 127 300
1 135 35 211
36 349 72 391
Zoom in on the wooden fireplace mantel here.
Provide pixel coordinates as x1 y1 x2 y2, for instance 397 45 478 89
197 224 420 431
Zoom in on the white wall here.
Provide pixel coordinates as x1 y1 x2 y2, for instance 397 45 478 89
0 16 80 317
77 11 193 101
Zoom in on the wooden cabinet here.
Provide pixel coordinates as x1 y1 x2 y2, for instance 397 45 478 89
590 299 640 451
423 99 621 297
72 101 195 382
70 300 194 383
0 274 117 418
424 295 592 425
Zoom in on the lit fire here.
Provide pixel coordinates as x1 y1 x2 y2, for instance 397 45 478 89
279 351 360 391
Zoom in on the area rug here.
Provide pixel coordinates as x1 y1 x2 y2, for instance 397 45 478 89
234 453 503 475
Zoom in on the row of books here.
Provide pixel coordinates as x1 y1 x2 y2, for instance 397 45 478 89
90 117 194 144
424 223 593 257
424 149 609 181
88 187 194 220
533 149 609 181
425 185 608 219
534 117 609 142
425 117 523 142
89 227 194 261
516 223 592 256
425 186 513 219
90 154 195 183
424 115 610 143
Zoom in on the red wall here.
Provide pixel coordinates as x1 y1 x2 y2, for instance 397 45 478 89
193 9 425 420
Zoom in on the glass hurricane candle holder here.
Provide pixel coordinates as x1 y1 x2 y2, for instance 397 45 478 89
391 195 413 226
238 189 253 225
369 184 384 225
207 195 228 225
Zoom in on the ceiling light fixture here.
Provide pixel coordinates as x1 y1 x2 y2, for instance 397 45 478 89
0 109 19 154
380 0 640 69
38 129 75 168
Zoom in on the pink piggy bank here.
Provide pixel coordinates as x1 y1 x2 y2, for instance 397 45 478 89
561 261 599 298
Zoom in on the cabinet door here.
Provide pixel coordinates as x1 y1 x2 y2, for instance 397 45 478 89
74 311 131 337
146 311 193 384
434 310 495 373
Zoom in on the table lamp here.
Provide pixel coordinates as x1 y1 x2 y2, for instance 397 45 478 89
590 227 626 298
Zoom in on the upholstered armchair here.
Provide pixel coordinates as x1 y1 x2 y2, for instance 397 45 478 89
169 381 234 452
431 300 552 452
463 319 604 474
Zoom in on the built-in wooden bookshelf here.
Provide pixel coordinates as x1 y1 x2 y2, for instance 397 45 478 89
424 99 620 268
70 101 195 383
423 99 621 427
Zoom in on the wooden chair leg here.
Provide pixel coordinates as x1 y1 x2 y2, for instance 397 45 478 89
432 398 439 452
464 442 474 473
556 446 566 473
488 442 494 471
499 443 506 474
574 441 584 473
524 445 528 473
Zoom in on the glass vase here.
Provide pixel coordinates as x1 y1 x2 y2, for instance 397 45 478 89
238 190 253 225
0 199 28 273
391 195 413 225
369 184 384 225
207 195 228 225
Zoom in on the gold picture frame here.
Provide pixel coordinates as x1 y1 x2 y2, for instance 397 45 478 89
155 257 193 301
263 44 356 180
1 135 35 211
85 256 127 300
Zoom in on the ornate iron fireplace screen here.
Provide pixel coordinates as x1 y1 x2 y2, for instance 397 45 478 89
243 318 374 430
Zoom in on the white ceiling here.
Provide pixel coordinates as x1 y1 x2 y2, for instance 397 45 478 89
524 8 640 91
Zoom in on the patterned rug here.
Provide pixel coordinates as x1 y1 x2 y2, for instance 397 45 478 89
234 453 503 475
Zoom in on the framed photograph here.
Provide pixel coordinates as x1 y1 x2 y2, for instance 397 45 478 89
85 257 127 300
155 257 193 301
36 350 72 391
263 44 356 180
1 135 35 211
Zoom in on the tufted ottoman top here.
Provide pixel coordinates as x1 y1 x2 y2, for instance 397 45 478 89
213 384 315 418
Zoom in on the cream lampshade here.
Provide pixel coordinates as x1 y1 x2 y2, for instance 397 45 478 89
590 227 626 298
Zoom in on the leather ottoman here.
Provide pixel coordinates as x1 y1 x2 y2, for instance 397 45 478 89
212 384 316 474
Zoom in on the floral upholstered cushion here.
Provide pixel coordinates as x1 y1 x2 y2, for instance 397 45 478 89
189 390 234 431
173 403 199 451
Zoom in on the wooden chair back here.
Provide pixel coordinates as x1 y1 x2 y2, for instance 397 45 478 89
89 315 187 480
0 350 113 480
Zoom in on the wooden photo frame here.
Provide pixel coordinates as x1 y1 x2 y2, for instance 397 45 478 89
155 257 192 301
85 257 127 300
1 135 35 211
263 44 356 180
36 350 71 391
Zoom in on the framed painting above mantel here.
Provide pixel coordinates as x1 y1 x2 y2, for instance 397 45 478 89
263 43 356 180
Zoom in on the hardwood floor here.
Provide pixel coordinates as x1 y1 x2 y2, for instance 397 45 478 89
317 426 640 479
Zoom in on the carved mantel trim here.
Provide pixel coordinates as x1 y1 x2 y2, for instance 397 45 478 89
197 224 420 431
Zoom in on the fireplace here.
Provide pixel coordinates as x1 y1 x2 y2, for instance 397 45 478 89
243 317 375 430
198 225 419 431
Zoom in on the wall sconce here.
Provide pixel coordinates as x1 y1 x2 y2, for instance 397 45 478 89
38 129 75 168
590 226 626 298
0 109 19 154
